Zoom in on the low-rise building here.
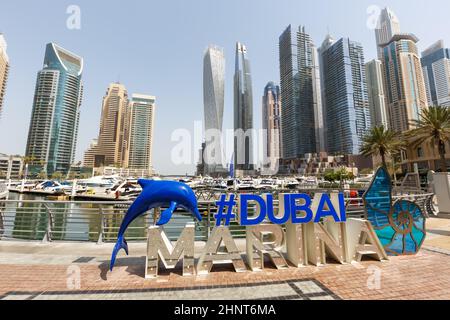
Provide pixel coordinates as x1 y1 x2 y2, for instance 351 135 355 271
279 153 372 176
0 153 23 179
400 138 450 173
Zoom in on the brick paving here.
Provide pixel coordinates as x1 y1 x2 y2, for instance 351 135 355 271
1 279 338 300
0 248 449 300
1 217 450 300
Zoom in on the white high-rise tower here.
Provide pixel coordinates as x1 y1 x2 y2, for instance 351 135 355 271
375 7 401 59
203 45 225 175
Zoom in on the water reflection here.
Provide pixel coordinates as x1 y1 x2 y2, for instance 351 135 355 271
4 192 205 242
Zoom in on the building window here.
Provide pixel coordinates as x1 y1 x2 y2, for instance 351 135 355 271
401 150 407 161
417 147 424 158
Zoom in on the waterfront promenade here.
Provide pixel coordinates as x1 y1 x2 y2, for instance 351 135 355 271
1 216 450 300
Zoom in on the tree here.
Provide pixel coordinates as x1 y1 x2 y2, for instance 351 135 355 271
22 156 36 166
335 168 352 187
37 171 48 180
79 173 92 179
324 170 338 183
405 106 450 173
324 168 352 184
347 171 355 181
360 125 405 168
67 171 77 180
51 172 63 181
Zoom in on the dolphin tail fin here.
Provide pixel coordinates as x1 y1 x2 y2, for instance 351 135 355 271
193 207 202 221
110 236 128 271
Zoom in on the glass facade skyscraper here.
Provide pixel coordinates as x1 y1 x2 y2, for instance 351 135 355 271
279 25 323 160
0 34 9 121
320 37 371 155
381 34 428 132
421 40 450 107
25 43 83 175
203 45 225 174
234 42 254 173
128 94 156 171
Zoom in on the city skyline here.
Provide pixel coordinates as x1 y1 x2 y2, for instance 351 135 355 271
83 83 156 174
1 1 450 174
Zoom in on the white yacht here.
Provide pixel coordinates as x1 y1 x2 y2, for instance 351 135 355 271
202 176 214 187
283 178 300 189
211 179 227 190
256 178 279 190
304 176 319 187
109 180 142 196
77 175 122 195
237 178 256 191
34 180 71 194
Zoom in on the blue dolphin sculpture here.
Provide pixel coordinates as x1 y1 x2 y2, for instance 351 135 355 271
110 179 202 271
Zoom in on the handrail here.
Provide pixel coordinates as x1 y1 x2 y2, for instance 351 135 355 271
0 192 435 243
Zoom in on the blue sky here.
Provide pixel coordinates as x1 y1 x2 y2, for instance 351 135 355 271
0 0 449 175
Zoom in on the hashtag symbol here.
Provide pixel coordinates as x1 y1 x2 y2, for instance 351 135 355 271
214 194 237 226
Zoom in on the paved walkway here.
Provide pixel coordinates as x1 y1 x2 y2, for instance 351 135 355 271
1 217 450 300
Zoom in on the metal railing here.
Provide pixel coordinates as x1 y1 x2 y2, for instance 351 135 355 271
0 192 435 243
194 188 363 202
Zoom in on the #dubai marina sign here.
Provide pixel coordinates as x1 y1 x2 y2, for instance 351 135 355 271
109 167 426 279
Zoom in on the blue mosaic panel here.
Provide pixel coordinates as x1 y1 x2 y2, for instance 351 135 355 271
363 167 426 256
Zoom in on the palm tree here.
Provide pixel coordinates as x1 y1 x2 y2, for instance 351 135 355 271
21 156 37 179
405 106 450 173
22 156 36 166
360 125 405 168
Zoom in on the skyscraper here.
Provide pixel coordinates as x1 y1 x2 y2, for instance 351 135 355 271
421 40 450 107
203 45 225 174
128 94 156 172
380 34 428 132
318 34 336 151
99 83 129 167
84 83 130 168
312 47 325 153
234 42 254 174
279 25 323 160
0 34 9 121
320 37 371 155
262 82 281 165
366 59 389 127
25 43 83 175
375 7 401 59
